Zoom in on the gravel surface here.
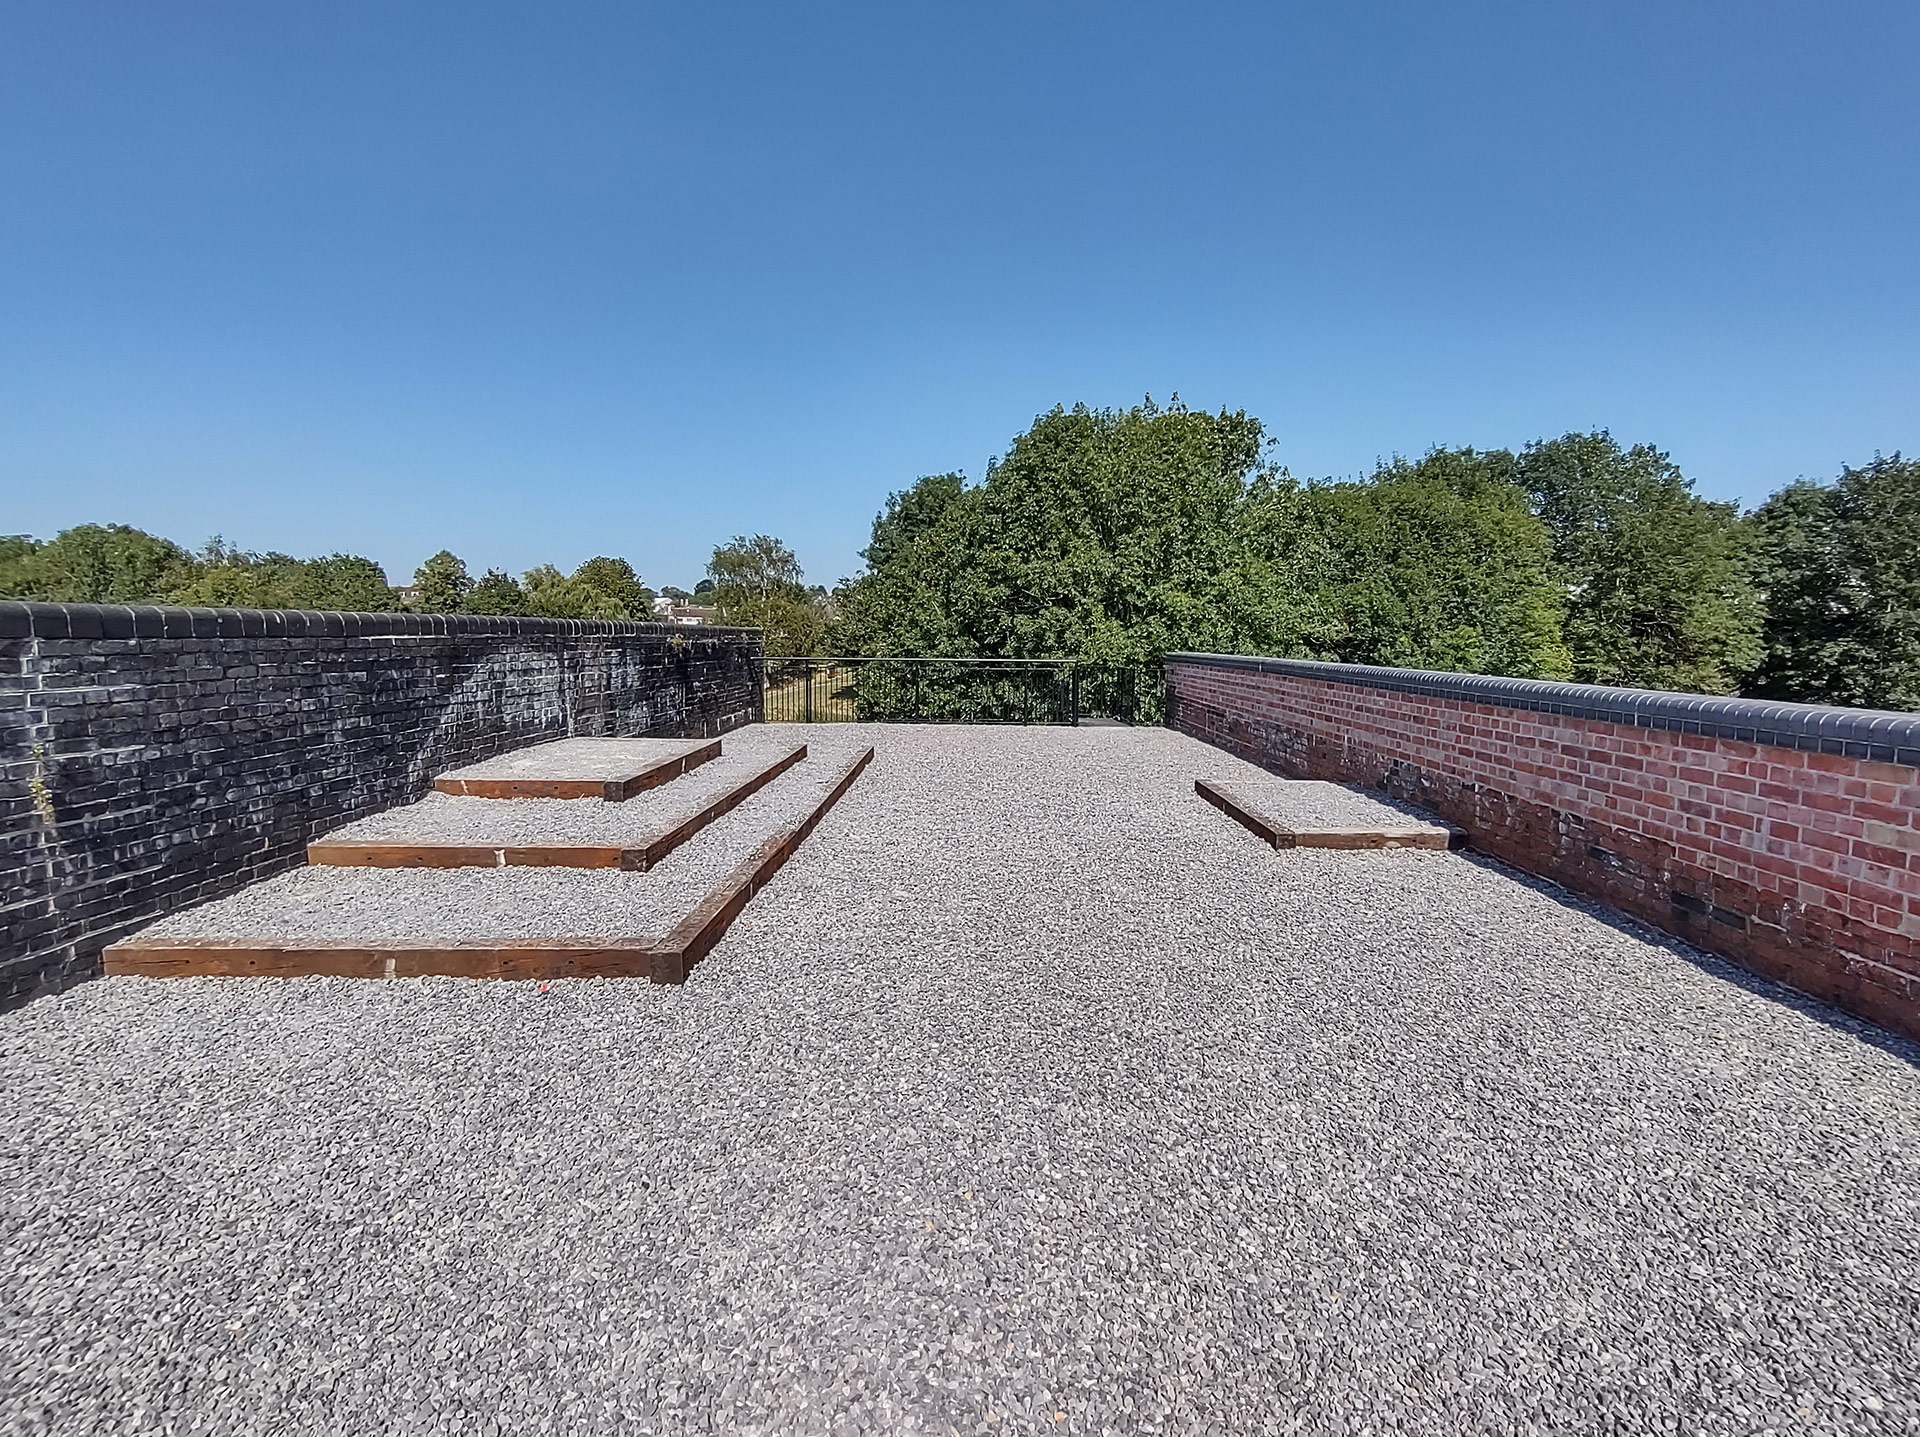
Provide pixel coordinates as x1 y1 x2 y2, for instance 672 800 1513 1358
138 734 869 944
436 736 715 786
322 734 809 848
6 722 1919 1436
1204 774 1452 833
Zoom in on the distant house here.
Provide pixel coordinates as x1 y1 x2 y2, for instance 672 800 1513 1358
650 596 716 625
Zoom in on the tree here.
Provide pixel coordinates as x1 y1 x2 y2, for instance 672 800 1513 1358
0 524 196 602
464 569 529 615
861 472 968 574
0 536 43 597
0 534 39 576
836 400 1263 671
290 555 395 611
834 409 1585 698
1516 432 1761 694
570 556 650 617
708 534 823 655
169 548 396 610
518 564 605 619
1747 456 1920 709
1269 450 1571 677
709 534 801 612
412 551 473 612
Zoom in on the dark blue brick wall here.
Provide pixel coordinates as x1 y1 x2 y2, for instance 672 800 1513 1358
1 603 764 1007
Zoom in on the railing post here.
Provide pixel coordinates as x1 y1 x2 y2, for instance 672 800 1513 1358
1069 664 1080 726
805 661 814 723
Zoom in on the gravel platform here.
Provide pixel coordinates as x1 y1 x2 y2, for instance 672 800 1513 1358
1201 774 1452 834
322 732 809 849
436 736 715 786
5 722 1919 1436
136 733 870 944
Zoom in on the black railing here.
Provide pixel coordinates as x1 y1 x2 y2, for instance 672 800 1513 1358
762 658 1164 726
1075 662 1165 726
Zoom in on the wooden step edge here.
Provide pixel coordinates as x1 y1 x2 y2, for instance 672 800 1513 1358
107 746 874 988
1287 828 1458 851
629 743 809 871
1194 777 1464 852
1194 777 1291 847
432 777 607 799
608 738 723 800
663 745 875 971
101 935 682 982
311 744 809 871
430 738 724 802
305 843 631 869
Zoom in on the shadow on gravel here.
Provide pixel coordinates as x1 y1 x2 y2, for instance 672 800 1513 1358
1455 848 1920 1072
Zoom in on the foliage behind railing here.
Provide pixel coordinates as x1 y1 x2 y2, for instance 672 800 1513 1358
762 657 1164 725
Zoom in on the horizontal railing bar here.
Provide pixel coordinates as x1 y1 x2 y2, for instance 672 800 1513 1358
767 657 1078 666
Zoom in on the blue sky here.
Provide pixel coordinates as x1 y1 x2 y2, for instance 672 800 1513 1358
2 2 1914 591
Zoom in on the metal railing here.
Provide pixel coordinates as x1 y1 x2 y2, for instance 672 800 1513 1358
762 658 1164 726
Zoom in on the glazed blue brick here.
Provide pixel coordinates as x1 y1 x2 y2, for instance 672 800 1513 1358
2 602 764 1009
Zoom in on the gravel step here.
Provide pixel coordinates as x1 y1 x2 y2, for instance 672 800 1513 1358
1195 773 1460 849
120 735 875 951
310 737 809 869
433 735 720 800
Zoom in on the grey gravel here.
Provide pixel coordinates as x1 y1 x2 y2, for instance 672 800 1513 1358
321 732 809 848
1203 773 1454 834
138 733 868 944
435 735 716 786
5 721 1919 1436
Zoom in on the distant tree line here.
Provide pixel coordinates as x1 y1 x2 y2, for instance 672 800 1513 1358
406 550 659 620
832 400 1919 711
0 528 400 612
8 404 1911 708
0 527 834 653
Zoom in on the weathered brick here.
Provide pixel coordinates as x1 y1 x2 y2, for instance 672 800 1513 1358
1 604 764 1008
1167 655 1920 1042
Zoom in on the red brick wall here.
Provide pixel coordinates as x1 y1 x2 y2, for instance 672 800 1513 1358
1168 657 1920 1041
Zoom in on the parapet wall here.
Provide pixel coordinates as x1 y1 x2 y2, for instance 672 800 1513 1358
1166 653 1920 1041
1 602 764 1007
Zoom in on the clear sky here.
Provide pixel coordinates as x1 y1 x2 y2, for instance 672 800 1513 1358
2 2 1914 592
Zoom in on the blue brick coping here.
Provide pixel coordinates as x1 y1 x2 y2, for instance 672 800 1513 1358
0 601 760 642
1165 653 1920 768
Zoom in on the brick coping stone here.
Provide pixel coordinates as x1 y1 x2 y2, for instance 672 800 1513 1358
1167 653 1920 766
0 599 760 642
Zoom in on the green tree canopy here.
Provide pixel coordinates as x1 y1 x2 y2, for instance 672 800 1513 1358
0 524 196 602
570 556 652 616
169 544 395 611
1747 455 1920 709
708 534 823 655
835 407 1569 681
412 550 473 613
1272 449 1571 677
1516 432 1760 694
463 569 528 615
836 400 1263 667
0 535 38 574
